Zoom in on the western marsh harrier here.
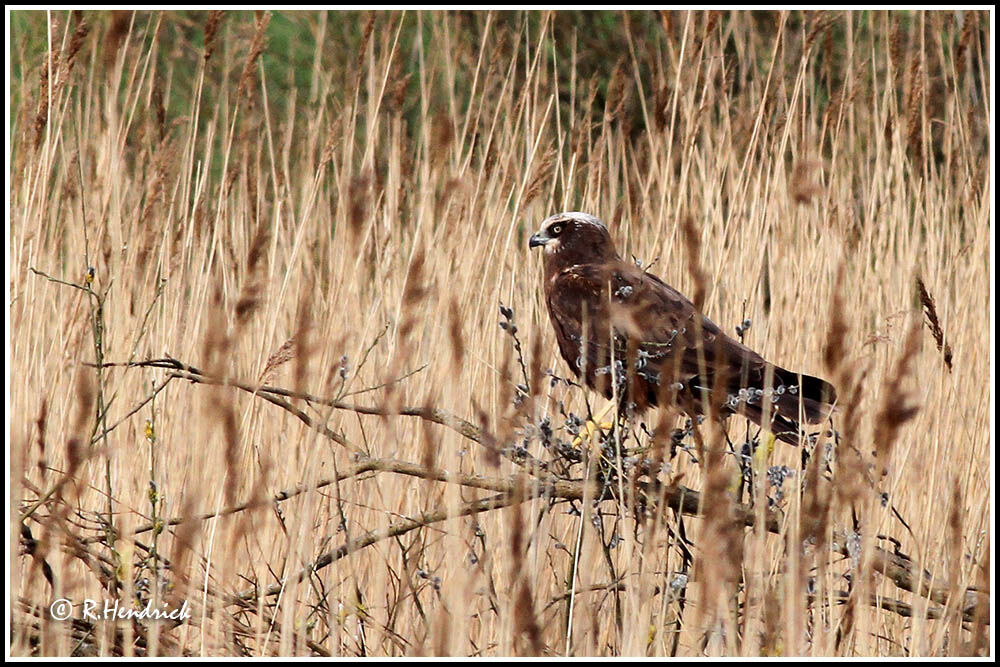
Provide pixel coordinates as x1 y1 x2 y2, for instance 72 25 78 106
529 212 836 445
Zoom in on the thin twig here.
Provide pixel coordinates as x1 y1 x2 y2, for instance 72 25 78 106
232 492 520 603
107 457 581 544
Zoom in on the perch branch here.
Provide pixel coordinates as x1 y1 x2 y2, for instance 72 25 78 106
109 457 584 544
96 357 544 466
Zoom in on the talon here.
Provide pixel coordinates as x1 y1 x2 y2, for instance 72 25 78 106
753 431 777 472
570 400 616 447
571 418 612 447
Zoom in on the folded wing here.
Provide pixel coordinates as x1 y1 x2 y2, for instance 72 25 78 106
545 260 837 444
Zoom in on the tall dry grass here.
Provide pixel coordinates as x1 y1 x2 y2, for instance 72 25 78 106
9 9 992 657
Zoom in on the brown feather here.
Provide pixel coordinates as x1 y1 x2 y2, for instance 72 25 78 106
532 213 836 445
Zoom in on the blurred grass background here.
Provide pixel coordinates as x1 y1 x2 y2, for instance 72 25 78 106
12 11 983 171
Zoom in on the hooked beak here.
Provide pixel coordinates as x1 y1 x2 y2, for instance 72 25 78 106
528 232 549 249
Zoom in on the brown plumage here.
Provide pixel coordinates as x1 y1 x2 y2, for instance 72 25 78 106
529 212 836 445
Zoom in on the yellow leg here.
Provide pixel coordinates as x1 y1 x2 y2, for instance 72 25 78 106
571 399 617 448
727 430 777 495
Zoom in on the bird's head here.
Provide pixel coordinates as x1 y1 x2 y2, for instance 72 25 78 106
528 212 618 264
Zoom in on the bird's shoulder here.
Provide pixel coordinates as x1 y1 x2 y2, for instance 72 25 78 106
606 263 698 323
622 265 769 369
609 263 690 307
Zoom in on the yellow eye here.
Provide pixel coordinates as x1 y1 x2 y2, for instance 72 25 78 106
551 224 563 235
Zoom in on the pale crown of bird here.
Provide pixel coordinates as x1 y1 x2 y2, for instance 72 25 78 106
529 212 609 255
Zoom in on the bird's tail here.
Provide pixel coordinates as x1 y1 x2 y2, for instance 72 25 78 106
738 368 837 446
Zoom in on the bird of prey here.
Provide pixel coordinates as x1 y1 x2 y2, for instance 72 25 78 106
528 212 836 445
